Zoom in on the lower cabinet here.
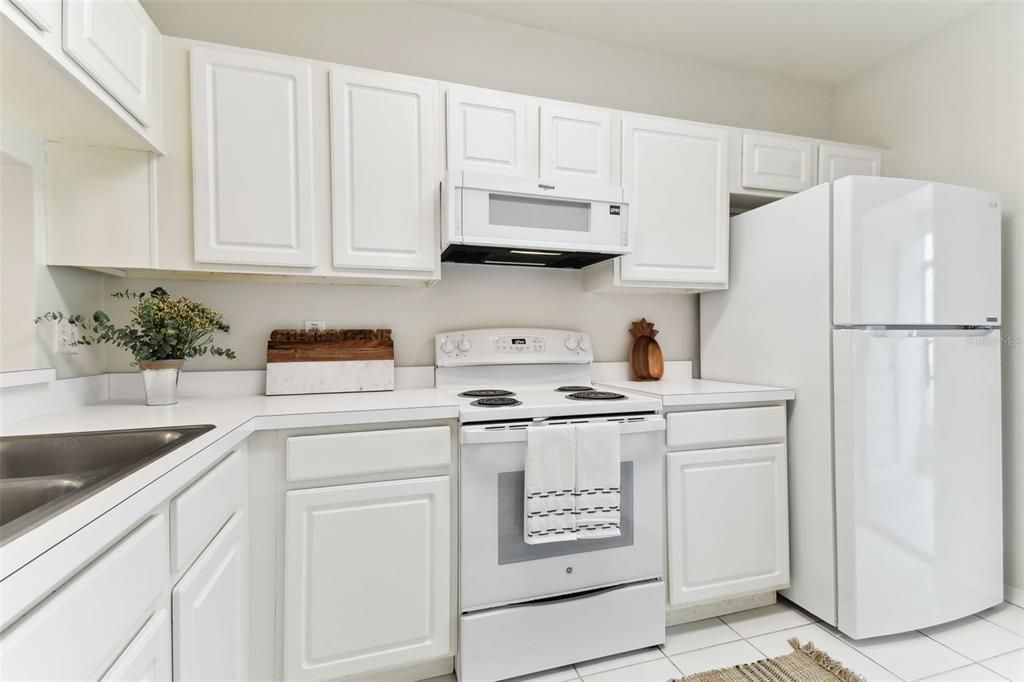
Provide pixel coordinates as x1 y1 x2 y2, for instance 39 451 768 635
666 444 789 607
282 476 451 682
102 608 172 682
0 515 169 681
172 512 250 681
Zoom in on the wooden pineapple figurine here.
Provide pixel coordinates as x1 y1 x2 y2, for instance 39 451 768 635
629 318 664 381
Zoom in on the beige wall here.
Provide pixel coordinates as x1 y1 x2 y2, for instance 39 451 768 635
1 155 36 371
0 119 107 378
832 1 1024 596
106 265 697 371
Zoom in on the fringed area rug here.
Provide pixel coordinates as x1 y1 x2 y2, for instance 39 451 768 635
671 638 866 682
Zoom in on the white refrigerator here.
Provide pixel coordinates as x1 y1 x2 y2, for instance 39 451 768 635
701 176 1003 639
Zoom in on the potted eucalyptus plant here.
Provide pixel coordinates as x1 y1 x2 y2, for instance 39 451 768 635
36 287 236 405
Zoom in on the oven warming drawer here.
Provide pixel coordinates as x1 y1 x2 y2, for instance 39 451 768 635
458 580 665 682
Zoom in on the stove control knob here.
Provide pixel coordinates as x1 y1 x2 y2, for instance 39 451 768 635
578 337 590 351
458 337 472 352
440 337 455 354
564 336 578 351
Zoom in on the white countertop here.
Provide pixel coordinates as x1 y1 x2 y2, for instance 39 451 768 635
0 388 459 581
596 377 795 407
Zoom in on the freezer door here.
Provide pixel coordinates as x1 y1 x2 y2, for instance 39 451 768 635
833 176 1001 326
832 328 1003 638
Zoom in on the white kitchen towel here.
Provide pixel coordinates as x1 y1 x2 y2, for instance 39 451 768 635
524 424 578 544
574 421 622 539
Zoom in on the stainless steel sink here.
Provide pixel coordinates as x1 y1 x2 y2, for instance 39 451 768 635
0 424 215 543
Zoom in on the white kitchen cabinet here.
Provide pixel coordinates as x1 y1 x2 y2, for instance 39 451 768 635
666 444 789 607
283 476 451 682
741 133 814 193
539 103 613 185
101 608 172 682
586 115 729 291
447 88 533 176
172 512 249 682
818 143 882 183
190 46 316 267
0 515 168 681
330 67 440 274
63 0 160 127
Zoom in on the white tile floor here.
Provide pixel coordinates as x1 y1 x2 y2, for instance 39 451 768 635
434 600 1024 682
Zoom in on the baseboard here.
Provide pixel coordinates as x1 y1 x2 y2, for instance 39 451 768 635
1006 584 1024 607
666 591 776 626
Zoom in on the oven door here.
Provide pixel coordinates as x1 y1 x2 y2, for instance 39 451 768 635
459 415 665 612
455 172 629 254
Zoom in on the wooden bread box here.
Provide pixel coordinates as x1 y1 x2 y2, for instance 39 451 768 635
265 329 395 395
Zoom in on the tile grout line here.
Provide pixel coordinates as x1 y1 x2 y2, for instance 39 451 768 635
571 648 668 679
977 612 1024 639
916 625 1012 667
807 622 907 681
976 646 1024 682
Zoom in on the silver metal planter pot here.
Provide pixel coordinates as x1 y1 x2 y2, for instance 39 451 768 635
138 359 185 406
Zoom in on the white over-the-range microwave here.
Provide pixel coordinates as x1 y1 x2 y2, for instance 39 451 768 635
441 170 630 269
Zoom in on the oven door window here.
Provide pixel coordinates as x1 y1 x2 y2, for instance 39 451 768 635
488 193 591 232
497 462 635 565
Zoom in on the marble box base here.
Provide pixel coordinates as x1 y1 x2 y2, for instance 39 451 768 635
265 360 395 395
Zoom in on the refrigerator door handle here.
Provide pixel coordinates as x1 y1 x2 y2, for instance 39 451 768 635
838 327 999 338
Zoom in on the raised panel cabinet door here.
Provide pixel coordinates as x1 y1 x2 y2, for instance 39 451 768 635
101 608 171 682
172 512 249 682
741 133 813 193
818 143 882 183
190 47 316 267
330 67 439 272
666 444 790 607
447 89 530 176
283 476 451 682
539 103 612 185
63 0 158 126
619 116 729 285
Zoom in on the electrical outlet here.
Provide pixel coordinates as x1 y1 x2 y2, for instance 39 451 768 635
304 320 326 331
53 319 80 355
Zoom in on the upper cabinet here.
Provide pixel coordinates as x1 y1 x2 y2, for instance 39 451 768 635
446 88 533 176
740 133 814 193
445 89 615 186
586 116 729 292
818 143 883 183
33 35 883 289
539 103 613 185
330 67 440 274
190 46 316 267
0 0 163 151
63 0 160 127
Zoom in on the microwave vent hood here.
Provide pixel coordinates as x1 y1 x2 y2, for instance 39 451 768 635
442 170 630 269
441 244 618 269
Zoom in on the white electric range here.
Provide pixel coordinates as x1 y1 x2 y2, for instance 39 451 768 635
435 329 667 682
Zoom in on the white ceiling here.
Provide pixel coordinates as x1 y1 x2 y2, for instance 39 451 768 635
425 0 985 84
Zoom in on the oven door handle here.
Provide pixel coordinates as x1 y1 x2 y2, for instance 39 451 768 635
460 415 665 445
